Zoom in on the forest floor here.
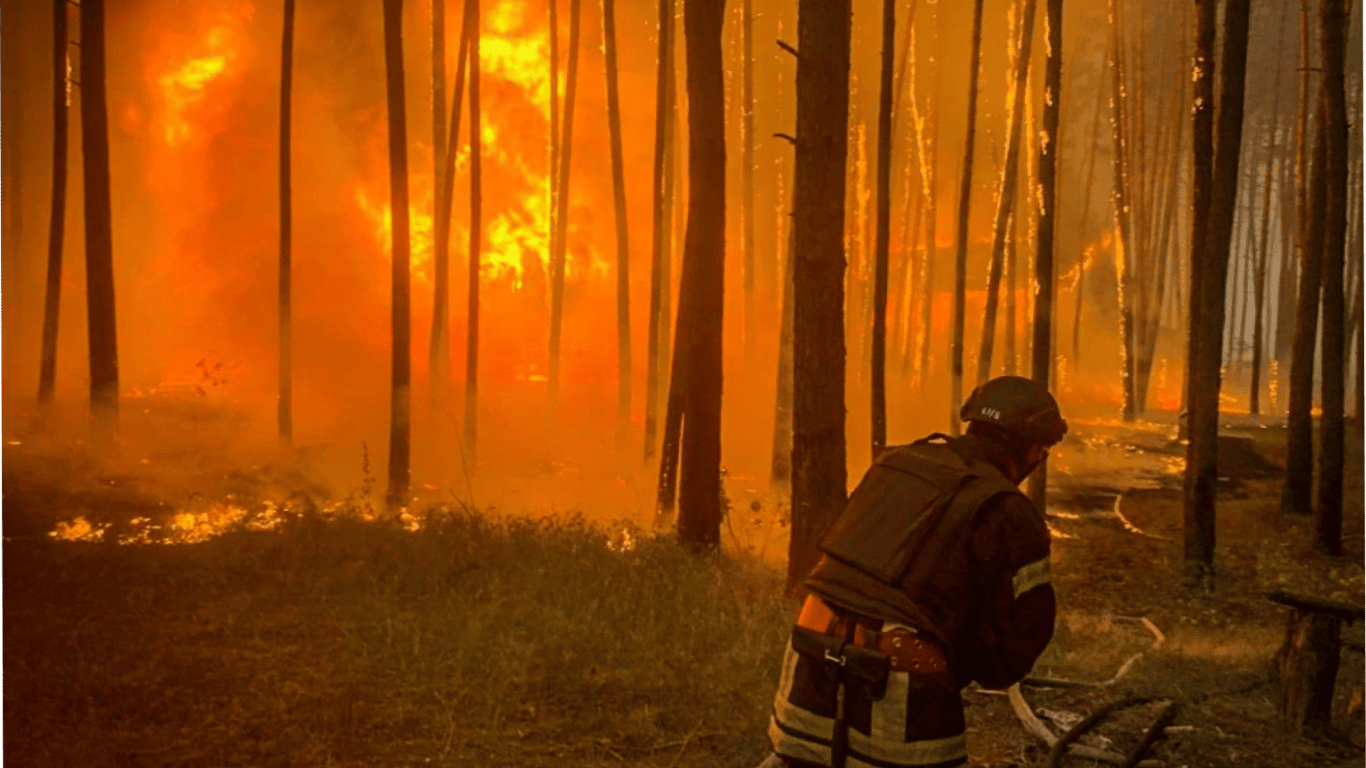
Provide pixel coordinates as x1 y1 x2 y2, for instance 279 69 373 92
4 405 1365 768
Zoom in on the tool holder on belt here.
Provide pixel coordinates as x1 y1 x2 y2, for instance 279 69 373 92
790 615 892 768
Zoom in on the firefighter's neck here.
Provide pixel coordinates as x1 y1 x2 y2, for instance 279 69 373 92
957 432 1030 485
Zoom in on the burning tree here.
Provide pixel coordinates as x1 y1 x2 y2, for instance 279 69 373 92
278 0 295 444
39 0 70 415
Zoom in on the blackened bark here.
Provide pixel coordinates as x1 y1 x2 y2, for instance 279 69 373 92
772 217 796 484
1026 0 1062 512
741 0 756 363
603 0 632 437
871 0 895 459
383 0 412 509
1314 0 1348 555
1108 11 1139 422
80 0 119 444
949 0 985 435
428 0 448 402
278 0 295 444
644 0 675 461
789 0 851 593
1184 0 1251 589
39 0 68 411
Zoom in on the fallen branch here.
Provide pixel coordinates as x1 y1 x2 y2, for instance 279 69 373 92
1119 700 1182 768
1009 685 1164 767
1045 696 1159 768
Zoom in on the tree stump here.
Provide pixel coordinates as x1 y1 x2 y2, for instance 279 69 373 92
1269 590 1360 735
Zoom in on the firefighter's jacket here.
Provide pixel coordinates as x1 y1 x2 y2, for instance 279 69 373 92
803 434 1055 691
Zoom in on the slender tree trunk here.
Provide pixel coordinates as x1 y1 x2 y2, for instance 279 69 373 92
674 0 726 551
1252 83 1285 418
950 0 985 433
1072 75 1107 365
741 0 756 363
39 0 68 412
977 0 1037 385
1185 0 1251 589
772 215 796 484
1005 209 1018 375
603 0 632 438
1108 10 1139 422
789 0 851 593
80 0 119 444
428 0 449 404
871 0 896 459
464 0 481 463
549 0 560 307
383 0 412 509
644 0 675 461
1026 0 1061 512
434 1 473 376
1315 0 1348 555
278 0 295 444
912 7 941 390
548 0 582 408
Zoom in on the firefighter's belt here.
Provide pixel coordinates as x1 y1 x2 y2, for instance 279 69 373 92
797 595 949 677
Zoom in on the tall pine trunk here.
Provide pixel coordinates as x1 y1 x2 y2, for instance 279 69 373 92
1185 0 1251 589
1026 0 1061 512
603 0 632 438
644 0 675 461
676 0 727 551
789 0 851 593
464 0 482 462
278 0 295 444
949 0 986 433
870 0 895 459
39 0 68 411
428 0 450 403
741 0 756 363
912 4 940 391
772 216 796 484
1252 59 1286 417
1315 0 1348 555
1108 9 1139 422
976 0 1037 384
383 0 412 510
80 0 119 444
548 0 582 408
434 0 473 387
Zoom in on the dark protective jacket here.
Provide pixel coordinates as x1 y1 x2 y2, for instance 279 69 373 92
803 433 1055 691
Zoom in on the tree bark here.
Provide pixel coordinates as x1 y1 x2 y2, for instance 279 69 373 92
548 0 582 408
433 0 473 392
80 0 119 445
39 0 69 412
603 0 632 438
976 0 1037 385
278 0 295 444
1252 70 1286 418
870 0 896 459
464 0 481 463
771 216 796 484
1108 10 1139 422
1314 0 1348 555
383 0 412 510
644 0 675 461
428 0 449 405
1282 115 1328 517
741 0 756 364
1026 0 1061 512
950 0 986 434
912 4 940 391
675 0 726 552
789 0 851 593
1184 0 1251 589
1072 76 1107 366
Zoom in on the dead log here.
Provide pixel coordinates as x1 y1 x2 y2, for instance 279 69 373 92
1269 590 1359 735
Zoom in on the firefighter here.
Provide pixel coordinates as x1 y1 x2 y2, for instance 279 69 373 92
764 375 1067 768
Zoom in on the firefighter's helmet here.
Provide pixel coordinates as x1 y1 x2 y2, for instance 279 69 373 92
960 375 1068 446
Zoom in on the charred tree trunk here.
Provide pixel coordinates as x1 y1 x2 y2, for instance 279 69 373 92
1005 210 1018 375
772 217 796 484
1184 0 1251 589
1282 116 1328 516
548 0 582 408
1315 0 1348 555
912 4 940 391
1252 99 1284 418
1108 11 1139 423
741 0 756 363
1026 0 1061 512
644 0 675 462
675 0 726 552
428 0 449 404
949 0 986 434
278 0 296 444
789 0 851 592
39 0 69 412
603 0 632 438
383 0 412 510
80 0 119 444
464 0 482 462
871 0 896 459
434 0 473 400
977 0 1037 385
